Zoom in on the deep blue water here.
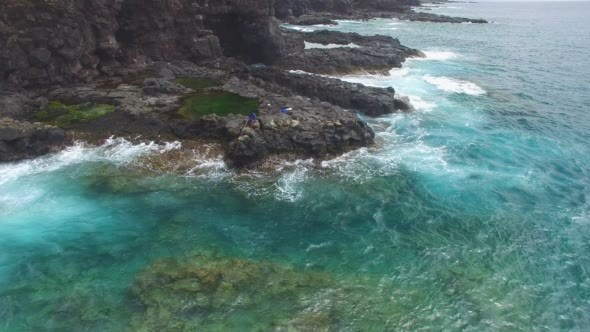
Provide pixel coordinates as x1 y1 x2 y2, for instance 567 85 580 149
1 2 590 331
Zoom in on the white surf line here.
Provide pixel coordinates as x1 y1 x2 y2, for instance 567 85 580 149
304 41 361 49
423 75 486 96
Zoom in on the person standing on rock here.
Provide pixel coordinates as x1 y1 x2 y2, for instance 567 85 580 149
247 112 257 128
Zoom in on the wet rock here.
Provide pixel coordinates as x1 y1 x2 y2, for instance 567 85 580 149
394 96 414 112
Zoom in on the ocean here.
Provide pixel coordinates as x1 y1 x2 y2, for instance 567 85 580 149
1 1 590 330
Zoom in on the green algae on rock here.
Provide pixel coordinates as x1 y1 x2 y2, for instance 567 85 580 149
35 101 115 127
178 90 259 120
175 77 221 90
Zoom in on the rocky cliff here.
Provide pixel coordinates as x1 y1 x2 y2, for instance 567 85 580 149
0 0 424 166
0 0 288 87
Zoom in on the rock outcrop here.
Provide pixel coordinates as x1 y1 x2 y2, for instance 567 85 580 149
275 0 420 19
0 117 65 162
276 29 424 74
174 74 375 166
280 0 487 25
1 61 375 166
250 65 406 117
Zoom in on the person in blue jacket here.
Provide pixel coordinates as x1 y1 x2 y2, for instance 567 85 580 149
247 112 257 127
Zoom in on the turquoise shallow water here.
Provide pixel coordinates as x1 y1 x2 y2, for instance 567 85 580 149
2 2 590 331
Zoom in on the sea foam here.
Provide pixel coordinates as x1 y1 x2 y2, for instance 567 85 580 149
423 75 486 96
408 95 436 111
305 42 360 49
0 138 181 186
421 51 459 61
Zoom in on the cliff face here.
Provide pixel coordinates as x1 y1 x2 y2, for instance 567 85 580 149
0 0 285 87
0 0 123 86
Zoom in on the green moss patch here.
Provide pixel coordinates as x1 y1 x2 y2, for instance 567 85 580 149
36 101 115 127
178 90 259 120
175 77 221 90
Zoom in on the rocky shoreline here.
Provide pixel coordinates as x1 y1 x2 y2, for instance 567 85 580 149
0 0 486 167
286 9 487 26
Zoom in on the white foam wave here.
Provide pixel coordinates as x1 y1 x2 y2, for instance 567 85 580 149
305 42 360 49
0 137 181 186
289 69 324 77
389 67 410 78
413 51 458 61
274 159 314 202
306 241 334 252
335 20 363 24
423 75 486 96
287 26 316 32
338 67 410 88
181 145 229 180
407 95 436 111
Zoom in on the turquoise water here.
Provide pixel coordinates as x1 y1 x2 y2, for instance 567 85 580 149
2 2 590 330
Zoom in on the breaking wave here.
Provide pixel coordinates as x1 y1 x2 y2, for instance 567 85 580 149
423 75 487 95
0 138 182 186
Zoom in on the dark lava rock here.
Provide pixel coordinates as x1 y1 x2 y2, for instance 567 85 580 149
0 0 287 87
280 6 487 25
179 76 375 167
394 11 488 23
286 15 339 26
250 66 402 117
277 0 419 19
0 117 65 162
19 61 376 167
394 96 414 112
276 30 423 75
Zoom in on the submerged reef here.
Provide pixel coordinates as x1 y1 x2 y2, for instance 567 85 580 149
131 253 335 331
